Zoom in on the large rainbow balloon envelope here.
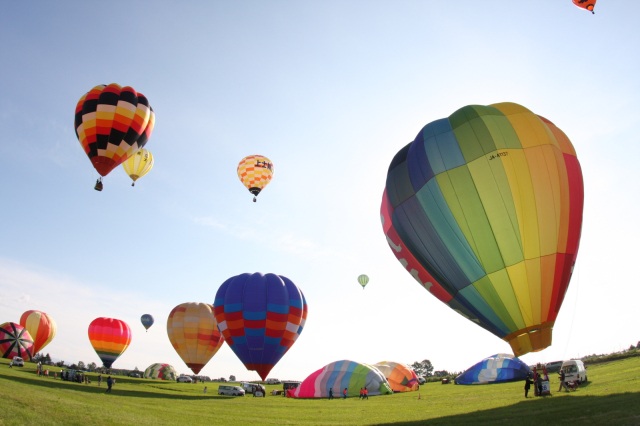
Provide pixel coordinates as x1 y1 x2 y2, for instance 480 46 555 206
0 322 34 361
19 310 57 355
213 273 308 380
88 317 132 368
74 83 155 181
381 102 584 357
166 302 224 375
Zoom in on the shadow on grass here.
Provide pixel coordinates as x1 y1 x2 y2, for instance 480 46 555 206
378 392 640 426
1 373 236 401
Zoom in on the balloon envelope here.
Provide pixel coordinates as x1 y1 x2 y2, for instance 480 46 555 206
144 363 177 381
237 155 274 200
123 148 154 186
213 272 308 380
0 322 34 361
381 102 583 357
373 361 419 392
573 0 596 13
455 353 531 385
88 317 132 368
74 83 155 178
292 360 393 398
19 310 57 355
357 274 369 289
166 302 224 375
140 314 154 331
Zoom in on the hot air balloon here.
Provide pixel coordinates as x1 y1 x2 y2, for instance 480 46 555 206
123 148 154 186
19 310 57 355
144 363 177 381
237 155 274 202
140 314 154 331
373 361 419 392
357 274 369 290
455 354 531 385
381 102 583 357
0 322 34 361
74 83 155 191
166 302 224 375
291 360 393 398
573 0 596 14
88 317 132 368
213 272 308 380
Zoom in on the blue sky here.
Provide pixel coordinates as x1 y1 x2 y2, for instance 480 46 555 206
1 1 638 381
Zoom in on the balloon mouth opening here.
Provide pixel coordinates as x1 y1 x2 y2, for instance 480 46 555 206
249 187 262 196
505 322 553 357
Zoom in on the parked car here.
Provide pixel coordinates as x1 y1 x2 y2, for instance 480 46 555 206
265 378 280 384
417 377 426 385
241 382 266 397
545 360 564 373
218 385 245 396
11 356 24 367
128 371 142 378
177 375 193 383
560 360 587 384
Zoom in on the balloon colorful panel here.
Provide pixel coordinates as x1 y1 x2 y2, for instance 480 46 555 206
237 155 274 200
74 83 155 177
292 360 393 398
373 361 419 392
382 102 584 357
213 272 307 380
0 322 34 361
88 317 131 368
166 302 224 375
455 353 531 385
19 310 57 355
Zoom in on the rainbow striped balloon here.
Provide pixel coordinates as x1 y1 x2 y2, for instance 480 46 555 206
381 102 584 356
88 317 131 368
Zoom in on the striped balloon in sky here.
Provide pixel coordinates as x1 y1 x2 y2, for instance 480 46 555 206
74 83 155 178
87 317 131 368
382 102 584 357
213 273 307 380
166 302 224 375
19 310 57 355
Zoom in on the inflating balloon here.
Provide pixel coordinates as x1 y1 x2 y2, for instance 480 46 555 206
166 302 224 374
74 83 155 190
140 314 154 331
123 148 154 186
0 322 34 361
573 0 596 14
237 155 274 202
19 310 57 355
357 274 369 290
88 317 132 368
213 272 307 380
144 363 177 381
381 102 583 357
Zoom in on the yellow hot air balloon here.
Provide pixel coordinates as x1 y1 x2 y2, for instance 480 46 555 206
166 302 224 375
237 155 274 202
19 310 57 355
122 148 154 186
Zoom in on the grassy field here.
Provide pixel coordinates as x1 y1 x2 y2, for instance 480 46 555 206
1 357 638 425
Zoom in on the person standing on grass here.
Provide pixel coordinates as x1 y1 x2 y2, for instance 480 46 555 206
343 387 348 399
362 387 368 400
328 388 333 400
105 376 113 393
98 374 102 386
524 374 533 398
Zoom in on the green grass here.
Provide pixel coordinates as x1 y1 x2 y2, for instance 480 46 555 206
1 357 639 425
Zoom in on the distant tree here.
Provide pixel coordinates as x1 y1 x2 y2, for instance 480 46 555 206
77 361 86 370
229 375 236 382
56 360 65 367
44 353 52 364
88 362 97 371
433 370 450 377
411 360 434 377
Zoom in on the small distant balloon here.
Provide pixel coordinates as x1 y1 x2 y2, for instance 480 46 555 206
237 155 274 202
140 314 154 331
357 274 369 289
573 0 596 14
123 148 154 186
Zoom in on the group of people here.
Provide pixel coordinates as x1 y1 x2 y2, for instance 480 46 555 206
327 387 368 399
524 366 576 398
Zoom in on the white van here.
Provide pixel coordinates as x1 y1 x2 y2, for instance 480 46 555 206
560 360 587 384
218 385 245 396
